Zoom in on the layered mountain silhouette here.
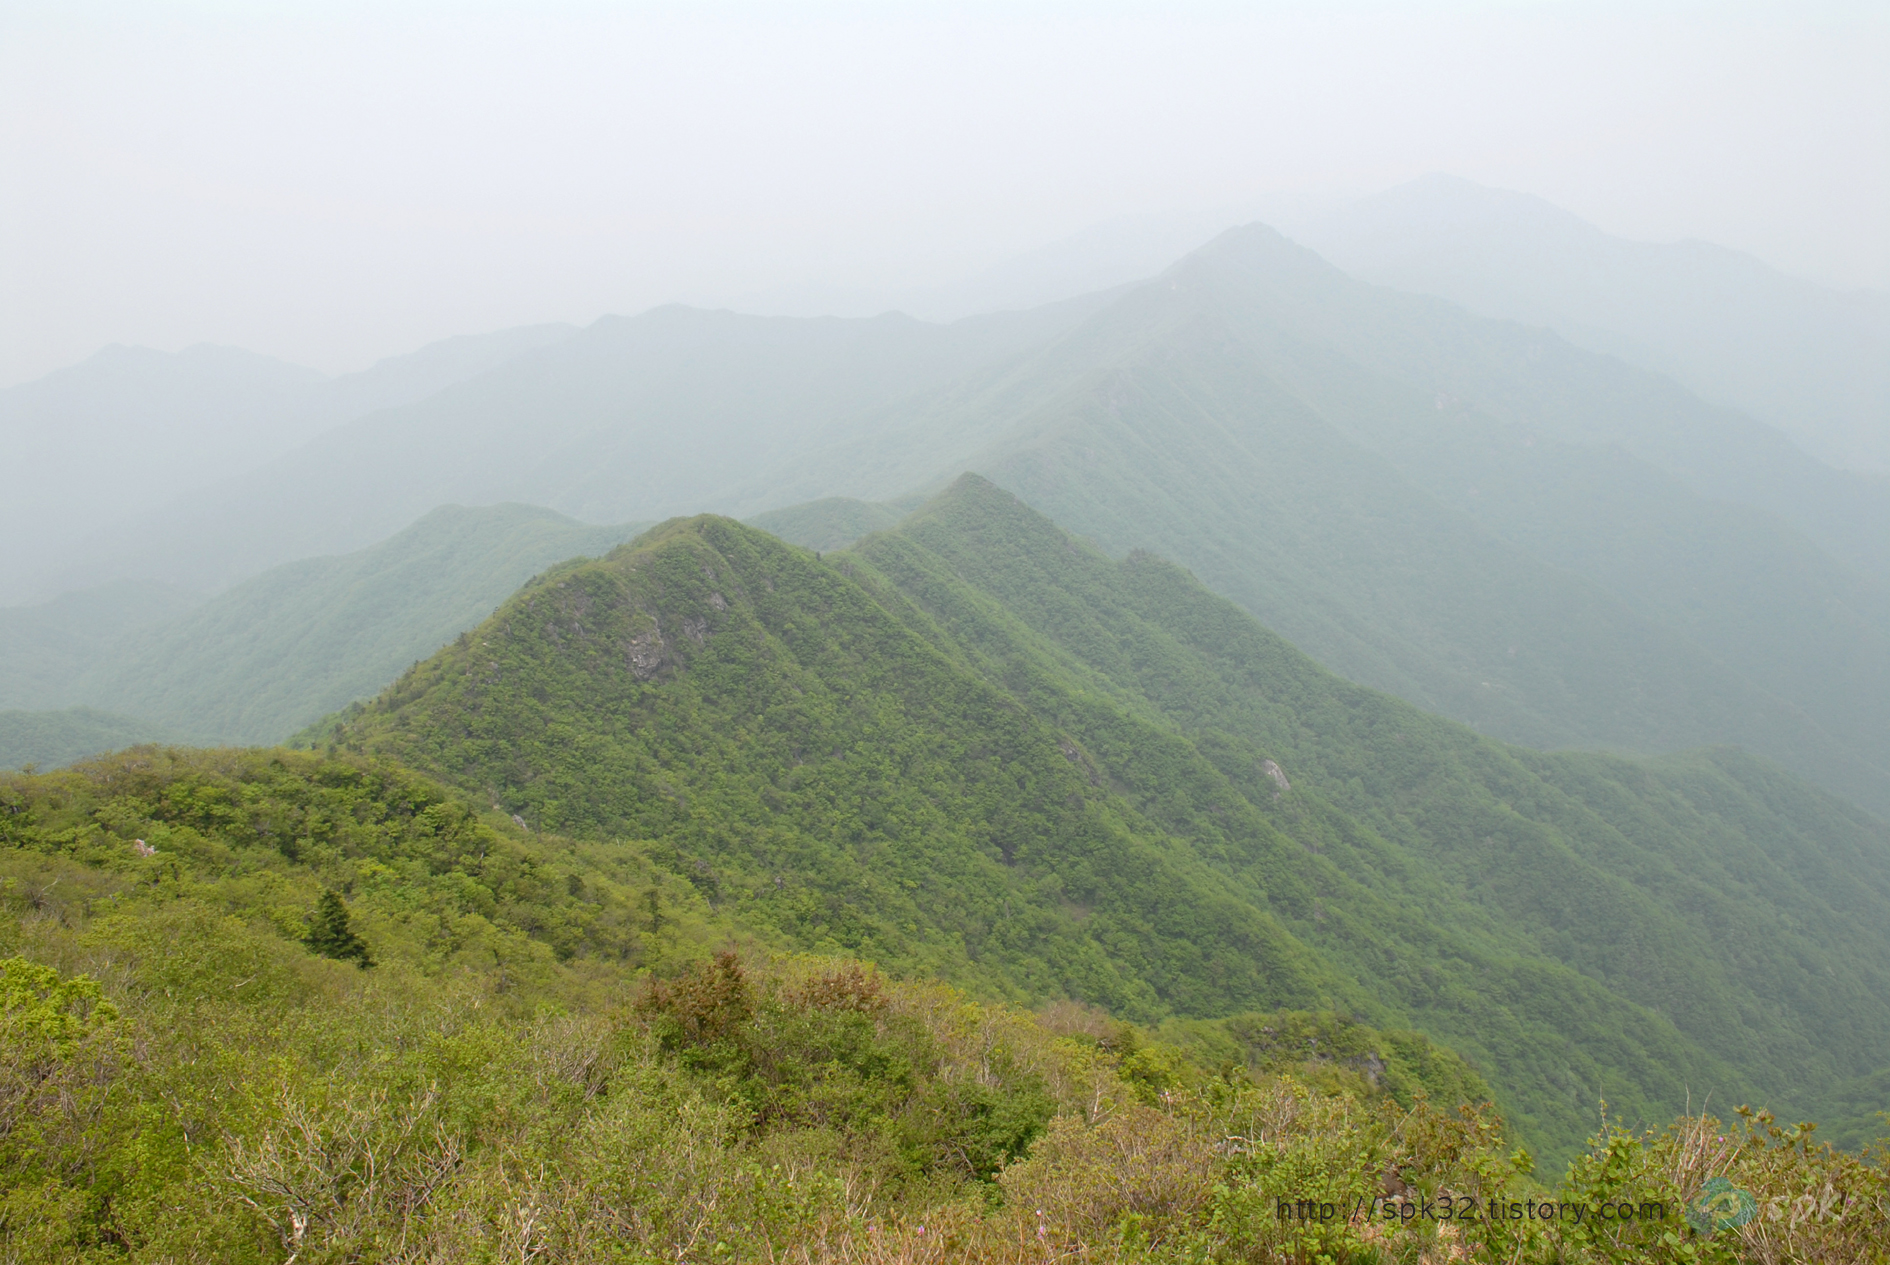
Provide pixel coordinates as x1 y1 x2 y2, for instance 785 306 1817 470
30 299 1111 598
0 504 647 753
309 477 1890 1162
748 225 1890 812
15 222 1890 817
1295 173 1890 474
9 172 1890 1253
1 324 577 600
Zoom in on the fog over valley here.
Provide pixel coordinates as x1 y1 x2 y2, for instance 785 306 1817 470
4 4 1889 1261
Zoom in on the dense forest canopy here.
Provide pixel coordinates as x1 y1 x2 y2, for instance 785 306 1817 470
290 480 1890 1168
9 10 1886 1258
5 745 1883 1262
4 209 1887 1265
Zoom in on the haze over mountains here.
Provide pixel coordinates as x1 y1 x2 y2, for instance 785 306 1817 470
7 171 1890 1251
12 298 1111 600
1 504 648 748
0 323 578 600
11 0 1888 1245
728 175 1890 477
305 477 1890 1161
1297 175 1890 474
7 185 1889 826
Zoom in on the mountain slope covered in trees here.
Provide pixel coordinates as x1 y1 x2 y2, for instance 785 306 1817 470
819 228 1890 815
0 504 648 757
311 480 1890 1163
0 580 203 713
0 707 176 771
18 746 1871 1262
17 228 1887 822
857 477 1890 1148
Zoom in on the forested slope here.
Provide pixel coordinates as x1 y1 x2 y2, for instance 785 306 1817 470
0 581 202 713
919 229 1890 814
0 707 176 771
313 483 1890 1162
860 476 1890 1141
72 504 651 745
747 496 906 552
17 229 1887 821
0 504 650 754
16 748 1874 1262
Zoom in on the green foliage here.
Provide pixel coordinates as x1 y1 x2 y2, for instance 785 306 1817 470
320 512 1350 1031
853 474 1890 1159
304 890 372 968
319 483 1890 1164
24 217 1890 821
0 504 652 751
0 956 117 1047
7 475 1886 1255
0 581 202 714
0 745 735 1000
2 765 1885 1260
747 496 903 552
640 953 1055 1185
0 707 176 773
997 1077 1890 1264
946 228 1890 818
0 957 126 1259
1173 1009 1494 1112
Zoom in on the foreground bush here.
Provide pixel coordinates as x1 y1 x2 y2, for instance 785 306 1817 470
3 749 1885 1261
4 937 1885 1263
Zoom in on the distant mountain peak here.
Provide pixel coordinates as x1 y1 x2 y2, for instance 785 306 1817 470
1293 174 1890 471
1173 221 1351 290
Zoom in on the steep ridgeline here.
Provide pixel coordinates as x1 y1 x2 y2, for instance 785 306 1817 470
0 504 649 753
855 477 1890 1151
803 225 1890 815
320 478 1890 1163
1294 174 1890 475
37 233 1888 820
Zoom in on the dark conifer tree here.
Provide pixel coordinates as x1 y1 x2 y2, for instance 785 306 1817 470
306 889 373 968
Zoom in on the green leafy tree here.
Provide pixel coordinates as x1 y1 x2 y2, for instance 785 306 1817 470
306 889 373 968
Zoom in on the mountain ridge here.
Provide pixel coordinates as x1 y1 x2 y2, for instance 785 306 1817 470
1295 173 1890 473
1 504 650 750
5 324 580 600
308 477 1890 1162
16 222 1889 822
30 298 1116 598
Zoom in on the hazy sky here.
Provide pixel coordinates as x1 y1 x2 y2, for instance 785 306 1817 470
3 1 1886 386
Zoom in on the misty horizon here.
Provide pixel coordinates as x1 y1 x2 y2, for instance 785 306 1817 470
5 3 1886 388
6 7 1890 1249
14 177 1885 389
